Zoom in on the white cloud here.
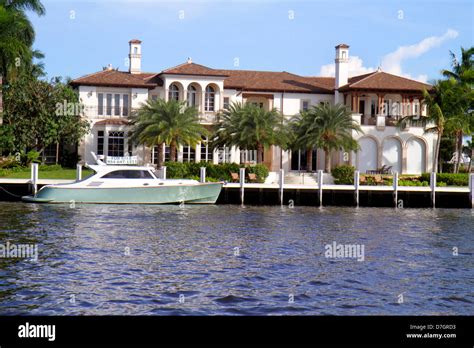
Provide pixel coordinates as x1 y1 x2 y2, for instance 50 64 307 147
319 29 459 83
320 56 376 78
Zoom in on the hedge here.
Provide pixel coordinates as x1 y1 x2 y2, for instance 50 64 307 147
332 165 355 184
420 173 469 186
164 161 269 183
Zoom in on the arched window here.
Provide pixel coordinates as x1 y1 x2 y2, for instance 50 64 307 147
187 85 197 107
205 85 215 112
168 84 180 101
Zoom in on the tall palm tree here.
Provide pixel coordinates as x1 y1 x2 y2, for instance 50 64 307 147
129 98 206 165
0 0 45 82
289 110 316 171
441 46 474 172
212 102 286 164
299 103 362 173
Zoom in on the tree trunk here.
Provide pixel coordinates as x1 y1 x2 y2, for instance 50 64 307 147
157 142 164 168
55 142 59 165
324 148 331 173
257 142 264 164
306 148 313 172
170 142 177 162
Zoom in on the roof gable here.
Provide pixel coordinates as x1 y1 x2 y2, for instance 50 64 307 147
70 70 161 89
340 71 431 92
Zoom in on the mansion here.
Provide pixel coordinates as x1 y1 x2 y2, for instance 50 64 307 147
71 40 436 174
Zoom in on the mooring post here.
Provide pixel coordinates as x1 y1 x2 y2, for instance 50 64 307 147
354 170 360 207
76 163 82 182
430 172 436 208
318 170 323 207
239 167 245 206
31 163 38 195
161 166 167 180
200 167 206 183
469 173 474 209
393 172 399 208
279 169 284 205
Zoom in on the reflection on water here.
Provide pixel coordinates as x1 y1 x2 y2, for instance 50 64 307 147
0 202 473 315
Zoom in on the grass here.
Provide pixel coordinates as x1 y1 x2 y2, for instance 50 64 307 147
0 168 94 180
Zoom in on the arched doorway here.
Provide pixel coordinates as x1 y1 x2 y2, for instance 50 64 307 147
382 138 402 174
406 138 426 174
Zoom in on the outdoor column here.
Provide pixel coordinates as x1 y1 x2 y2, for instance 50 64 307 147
430 172 437 208
76 164 82 182
239 167 245 206
318 169 323 207
279 169 284 205
354 170 360 207
469 174 474 209
31 163 38 195
393 172 399 208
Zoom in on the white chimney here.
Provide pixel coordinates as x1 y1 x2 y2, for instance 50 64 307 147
129 39 142 74
334 43 349 104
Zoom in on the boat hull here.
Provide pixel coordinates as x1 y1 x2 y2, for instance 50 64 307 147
22 182 222 204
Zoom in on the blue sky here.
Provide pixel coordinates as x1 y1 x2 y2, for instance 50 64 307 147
30 0 473 83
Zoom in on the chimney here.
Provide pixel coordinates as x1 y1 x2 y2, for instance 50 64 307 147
129 39 142 74
334 43 349 104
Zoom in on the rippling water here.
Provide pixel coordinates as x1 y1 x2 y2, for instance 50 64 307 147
0 202 473 315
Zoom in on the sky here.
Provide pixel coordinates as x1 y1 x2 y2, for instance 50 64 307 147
29 0 473 83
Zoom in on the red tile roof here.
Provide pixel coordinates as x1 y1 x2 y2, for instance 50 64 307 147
70 70 161 89
339 71 431 92
71 62 431 94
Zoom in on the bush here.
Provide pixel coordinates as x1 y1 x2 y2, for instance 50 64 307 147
164 161 269 182
332 165 355 184
421 173 468 186
0 155 20 169
399 180 429 186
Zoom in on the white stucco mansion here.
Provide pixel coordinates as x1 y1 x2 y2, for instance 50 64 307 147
71 40 436 174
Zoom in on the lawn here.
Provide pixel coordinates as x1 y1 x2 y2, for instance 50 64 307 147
0 168 94 180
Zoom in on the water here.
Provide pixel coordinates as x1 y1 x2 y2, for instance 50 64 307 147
0 202 473 315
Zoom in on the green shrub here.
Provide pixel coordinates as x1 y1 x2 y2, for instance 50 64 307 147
421 173 468 186
164 161 269 182
332 165 355 184
398 180 429 186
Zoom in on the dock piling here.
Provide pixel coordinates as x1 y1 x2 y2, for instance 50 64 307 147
318 170 323 207
430 172 436 208
200 167 206 183
393 172 399 208
354 171 360 207
279 169 284 205
161 166 167 180
239 167 245 206
76 164 82 182
31 163 38 195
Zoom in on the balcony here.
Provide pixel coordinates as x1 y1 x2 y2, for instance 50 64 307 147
199 112 218 125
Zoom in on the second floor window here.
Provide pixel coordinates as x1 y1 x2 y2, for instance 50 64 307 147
302 100 310 111
169 84 180 101
223 97 230 110
123 94 129 116
98 93 104 115
106 94 112 116
187 85 197 107
114 94 120 116
205 85 215 112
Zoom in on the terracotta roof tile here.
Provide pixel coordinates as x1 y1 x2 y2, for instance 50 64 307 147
339 71 431 92
70 70 161 89
161 62 229 77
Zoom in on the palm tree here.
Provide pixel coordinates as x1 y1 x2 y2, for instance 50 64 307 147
296 103 362 173
129 98 206 165
289 110 316 171
212 102 287 164
0 0 45 82
441 46 474 172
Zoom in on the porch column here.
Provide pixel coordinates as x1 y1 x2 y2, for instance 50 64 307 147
351 93 357 112
377 93 385 114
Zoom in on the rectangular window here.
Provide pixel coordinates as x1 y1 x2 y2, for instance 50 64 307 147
302 100 310 111
164 145 171 162
123 94 129 116
371 100 376 116
97 130 104 155
183 145 195 163
107 131 124 157
106 94 112 116
200 137 213 162
218 146 231 164
151 95 158 101
223 97 230 110
98 93 104 115
114 94 120 116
